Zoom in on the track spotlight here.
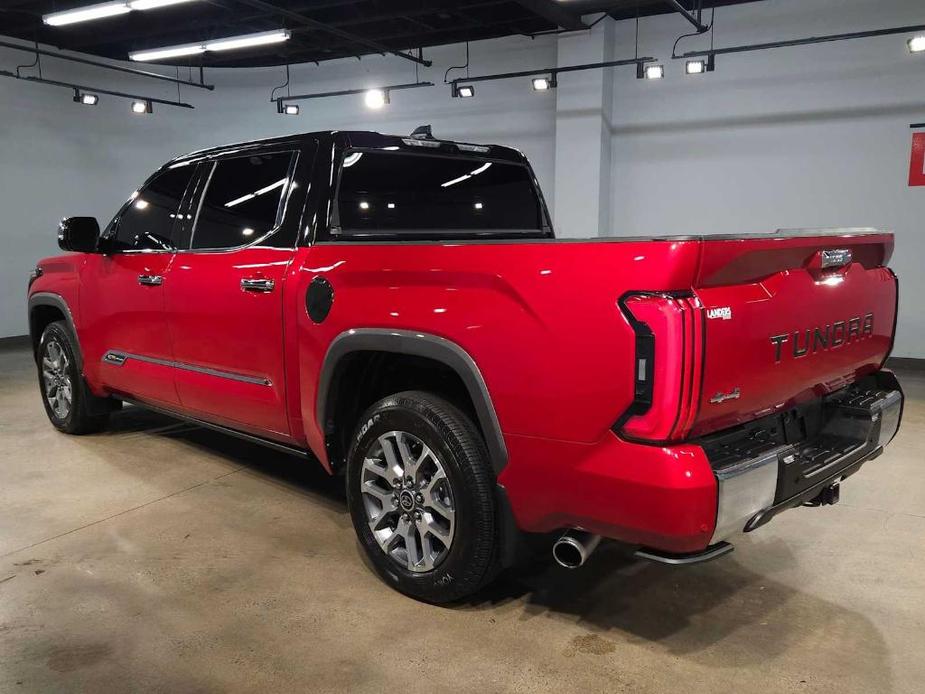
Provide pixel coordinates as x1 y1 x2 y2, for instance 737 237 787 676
637 63 664 80
532 76 556 91
686 59 705 74
73 90 99 105
131 99 152 114
685 55 714 75
453 84 475 98
364 89 389 109
909 36 925 53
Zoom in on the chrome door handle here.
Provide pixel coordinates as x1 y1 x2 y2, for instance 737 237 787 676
240 278 275 293
138 274 164 286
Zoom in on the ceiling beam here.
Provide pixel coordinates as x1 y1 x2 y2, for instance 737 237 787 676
229 0 432 66
663 0 709 33
513 0 587 31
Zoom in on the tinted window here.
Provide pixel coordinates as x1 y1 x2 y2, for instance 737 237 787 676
191 152 294 250
111 165 195 251
336 151 545 235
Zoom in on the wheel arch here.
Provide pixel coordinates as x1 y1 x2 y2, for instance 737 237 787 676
317 329 508 476
28 293 81 370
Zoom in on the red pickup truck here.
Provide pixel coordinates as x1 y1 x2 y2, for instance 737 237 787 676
28 128 902 602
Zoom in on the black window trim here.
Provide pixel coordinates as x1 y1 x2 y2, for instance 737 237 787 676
329 146 553 241
183 148 300 254
102 161 200 255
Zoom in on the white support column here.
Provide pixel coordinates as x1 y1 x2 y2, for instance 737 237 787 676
552 16 615 238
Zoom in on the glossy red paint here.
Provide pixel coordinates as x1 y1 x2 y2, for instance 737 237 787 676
166 247 293 438
26 132 899 558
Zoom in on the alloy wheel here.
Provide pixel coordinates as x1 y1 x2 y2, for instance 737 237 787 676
360 430 456 573
42 339 72 420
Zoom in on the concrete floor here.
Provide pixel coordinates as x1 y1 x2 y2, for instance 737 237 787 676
1 343 923 694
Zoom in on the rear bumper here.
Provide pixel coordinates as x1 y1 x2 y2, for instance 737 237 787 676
500 371 903 556
713 382 902 542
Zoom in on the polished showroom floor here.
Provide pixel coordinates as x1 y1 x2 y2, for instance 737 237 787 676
1 342 923 693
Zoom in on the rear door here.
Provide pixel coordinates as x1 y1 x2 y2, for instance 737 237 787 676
690 231 897 437
165 147 307 438
82 163 197 407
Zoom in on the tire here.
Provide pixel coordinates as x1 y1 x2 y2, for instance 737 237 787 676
346 391 498 603
37 321 110 435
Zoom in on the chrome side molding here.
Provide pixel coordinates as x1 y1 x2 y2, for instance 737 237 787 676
101 350 271 386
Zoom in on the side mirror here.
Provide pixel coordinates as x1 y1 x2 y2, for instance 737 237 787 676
58 217 101 253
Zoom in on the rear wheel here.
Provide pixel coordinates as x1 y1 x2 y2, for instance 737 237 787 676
346 391 498 603
38 321 109 434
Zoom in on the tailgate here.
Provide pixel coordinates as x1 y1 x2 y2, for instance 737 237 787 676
689 230 897 438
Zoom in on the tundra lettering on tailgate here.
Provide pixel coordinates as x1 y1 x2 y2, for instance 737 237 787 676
770 313 874 363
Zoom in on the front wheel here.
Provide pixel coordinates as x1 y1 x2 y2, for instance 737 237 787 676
346 391 498 603
38 321 109 434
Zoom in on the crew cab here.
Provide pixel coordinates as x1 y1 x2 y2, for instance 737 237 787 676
28 128 902 602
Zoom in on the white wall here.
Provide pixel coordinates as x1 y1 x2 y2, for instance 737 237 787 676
2 0 924 356
606 0 925 357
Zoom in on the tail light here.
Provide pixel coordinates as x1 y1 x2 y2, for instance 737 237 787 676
614 293 704 443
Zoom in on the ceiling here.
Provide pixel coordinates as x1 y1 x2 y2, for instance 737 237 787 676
1 1 762 68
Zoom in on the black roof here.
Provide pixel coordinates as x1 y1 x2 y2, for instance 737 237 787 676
169 129 528 166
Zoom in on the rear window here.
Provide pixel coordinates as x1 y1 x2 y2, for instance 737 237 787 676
334 150 547 237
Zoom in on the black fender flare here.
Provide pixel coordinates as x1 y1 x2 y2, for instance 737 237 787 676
316 329 508 475
28 293 82 370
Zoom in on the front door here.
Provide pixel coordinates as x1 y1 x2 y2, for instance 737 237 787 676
81 163 197 407
165 150 299 438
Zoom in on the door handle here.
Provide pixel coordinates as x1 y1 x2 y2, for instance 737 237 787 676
138 274 164 286
240 278 275 293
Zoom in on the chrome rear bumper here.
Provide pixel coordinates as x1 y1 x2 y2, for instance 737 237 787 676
706 374 903 545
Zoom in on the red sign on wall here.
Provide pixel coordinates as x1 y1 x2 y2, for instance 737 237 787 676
909 132 925 186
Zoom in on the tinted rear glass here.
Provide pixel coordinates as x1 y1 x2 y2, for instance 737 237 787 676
336 151 545 235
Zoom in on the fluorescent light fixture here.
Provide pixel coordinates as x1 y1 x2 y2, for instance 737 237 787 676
532 76 556 91
685 59 705 75
129 0 197 9
131 29 290 62
131 99 152 114
73 91 99 105
130 43 205 61
44 2 131 26
453 84 475 98
644 64 664 80
364 89 388 109
205 30 290 52
43 0 197 26
909 36 925 53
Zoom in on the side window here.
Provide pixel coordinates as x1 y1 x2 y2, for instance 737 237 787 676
190 152 294 250
110 165 196 252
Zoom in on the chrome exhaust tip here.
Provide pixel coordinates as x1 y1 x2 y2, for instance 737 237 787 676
552 530 601 569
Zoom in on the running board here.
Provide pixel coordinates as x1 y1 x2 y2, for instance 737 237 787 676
120 397 311 460
634 541 734 565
